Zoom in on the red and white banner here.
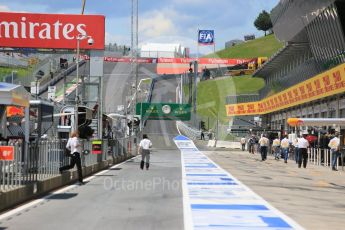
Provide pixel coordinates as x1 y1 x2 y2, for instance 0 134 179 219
81 55 251 65
0 12 105 50
157 58 252 65
103 57 154 63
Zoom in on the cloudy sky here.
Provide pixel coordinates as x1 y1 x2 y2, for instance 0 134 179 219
0 0 279 53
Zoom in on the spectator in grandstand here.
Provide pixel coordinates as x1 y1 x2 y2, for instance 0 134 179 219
240 137 246 151
272 137 281 160
281 135 290 163
138 134 153 170
297 134 309 168
59 131 84 185
259 134 269 161
329 132 340 171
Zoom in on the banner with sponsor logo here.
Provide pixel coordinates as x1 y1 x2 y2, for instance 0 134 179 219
0 146 14 161
81 55 251 65
157 58 251 65
225 63 345 116
198 30 215 45
0 12 104 49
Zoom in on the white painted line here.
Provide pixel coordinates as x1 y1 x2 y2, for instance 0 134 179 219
203 154 304 230
175 136 304 229
176 122 182 135
0 156 138 221
180 143 194 230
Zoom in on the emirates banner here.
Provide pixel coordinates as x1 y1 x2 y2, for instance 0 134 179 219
0 12 105 49
225 63 345 116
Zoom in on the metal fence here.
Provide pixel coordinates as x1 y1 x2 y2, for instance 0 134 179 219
307 148 344 170
0 137 136 192
266 146 345 171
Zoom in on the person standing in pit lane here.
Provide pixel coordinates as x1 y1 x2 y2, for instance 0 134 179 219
329 132 340 171
281 135 290 163
138 134 153 170
297 134 309 168
240 137 246 151
259 134 269 161
272 137 281 160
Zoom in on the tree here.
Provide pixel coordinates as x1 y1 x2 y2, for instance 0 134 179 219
254 10 273 36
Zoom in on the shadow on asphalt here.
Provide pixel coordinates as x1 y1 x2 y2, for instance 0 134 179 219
46 193 78 200
93 174 117 177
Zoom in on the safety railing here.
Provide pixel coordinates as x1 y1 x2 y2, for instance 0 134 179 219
307 148 344 171
0 136 135 192
269 146 344 171
176 121 201 140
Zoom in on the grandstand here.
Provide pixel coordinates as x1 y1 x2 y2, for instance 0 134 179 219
230 0 345 131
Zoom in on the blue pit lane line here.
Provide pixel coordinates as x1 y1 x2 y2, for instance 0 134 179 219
174 135 304 230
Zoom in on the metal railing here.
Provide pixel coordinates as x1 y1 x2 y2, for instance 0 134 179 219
307 148 344 171
0 136 135 192
176 121 201 140
268 146 345 171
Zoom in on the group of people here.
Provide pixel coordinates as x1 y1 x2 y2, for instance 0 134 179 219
240 132 341 170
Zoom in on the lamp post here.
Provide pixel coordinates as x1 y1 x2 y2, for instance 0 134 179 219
74 34 94 132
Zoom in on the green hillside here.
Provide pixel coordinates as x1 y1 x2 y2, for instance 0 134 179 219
195 35 281 136
197 76 265 124
206 34 284 59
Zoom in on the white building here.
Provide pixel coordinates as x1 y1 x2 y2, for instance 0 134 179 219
140 43 186 58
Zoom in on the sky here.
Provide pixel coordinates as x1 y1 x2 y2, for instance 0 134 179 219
0 0 279 54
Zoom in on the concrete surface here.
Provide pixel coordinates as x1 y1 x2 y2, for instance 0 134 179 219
0 151 183 230
204 149 345 230
0 157 128 213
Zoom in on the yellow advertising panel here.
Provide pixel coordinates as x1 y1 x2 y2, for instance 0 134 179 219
226 63 345 116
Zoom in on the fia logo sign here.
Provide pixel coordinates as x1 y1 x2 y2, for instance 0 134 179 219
198 30 214 45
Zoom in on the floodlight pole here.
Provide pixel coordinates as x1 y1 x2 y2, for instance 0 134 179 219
75 37 81 132
75 34 93 132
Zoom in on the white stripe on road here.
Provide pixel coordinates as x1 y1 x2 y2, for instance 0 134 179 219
174 135 304 230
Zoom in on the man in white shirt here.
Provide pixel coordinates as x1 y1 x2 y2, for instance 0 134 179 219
297 134 309 168
59 131 84 184
259 134 269 161
139 134 152 170
329 133 340 171
281 135 290 163
240 137 246 151
272 137 281 160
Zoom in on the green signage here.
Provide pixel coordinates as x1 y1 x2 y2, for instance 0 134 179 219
136 103 191 121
